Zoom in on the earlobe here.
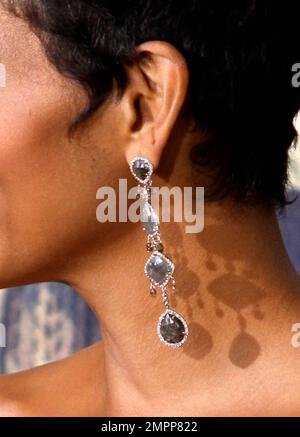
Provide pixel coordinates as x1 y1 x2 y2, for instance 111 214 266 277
124 40 189 170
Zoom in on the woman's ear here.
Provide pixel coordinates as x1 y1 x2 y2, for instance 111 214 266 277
121 40 189 170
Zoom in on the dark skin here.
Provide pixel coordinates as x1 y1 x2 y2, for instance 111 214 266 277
0 7 300 417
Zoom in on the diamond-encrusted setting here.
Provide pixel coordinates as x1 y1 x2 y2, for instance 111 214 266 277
157 309 189 348
144 251 175 287
130 157 154 185
130 155 189 349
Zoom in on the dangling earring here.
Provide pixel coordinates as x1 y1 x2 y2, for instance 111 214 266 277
129 156 189 348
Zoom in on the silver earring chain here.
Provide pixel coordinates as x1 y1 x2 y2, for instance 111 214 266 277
129 156 189 349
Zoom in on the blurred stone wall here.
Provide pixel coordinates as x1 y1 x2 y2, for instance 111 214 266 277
277 114 300 273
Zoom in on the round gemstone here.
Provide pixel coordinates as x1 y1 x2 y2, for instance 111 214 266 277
159 312 187 345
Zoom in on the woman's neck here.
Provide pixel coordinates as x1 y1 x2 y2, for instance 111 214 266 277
65 196 300 415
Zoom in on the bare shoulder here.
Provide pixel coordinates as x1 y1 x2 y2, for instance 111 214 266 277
0 341 105 417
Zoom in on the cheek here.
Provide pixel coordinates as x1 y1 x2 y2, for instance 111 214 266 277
0 83 102 285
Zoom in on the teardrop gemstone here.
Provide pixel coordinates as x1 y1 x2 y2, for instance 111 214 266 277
142 202 159 235
130 157 153 184
157 310 188 348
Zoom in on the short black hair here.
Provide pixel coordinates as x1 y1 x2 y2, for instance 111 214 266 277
3 0 300 207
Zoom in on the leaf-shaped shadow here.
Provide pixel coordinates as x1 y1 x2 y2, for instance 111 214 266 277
208 273 266 311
